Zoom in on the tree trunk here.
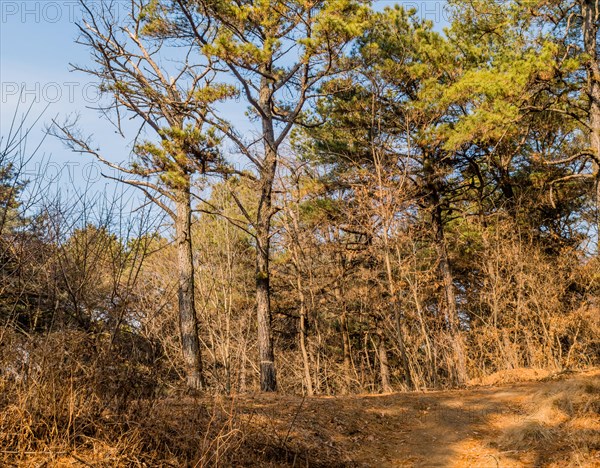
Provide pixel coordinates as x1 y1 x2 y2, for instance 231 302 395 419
239 352 247 393
373 149 413 389
255 216 276 391
334 284 353 393
432 194 468 385
299 291 314 396
175 186 204 391
581 0 600 254
340 311 352 392
376 323 393 393
408 274 436 387
255 73 278 392
286 197 314 395
293 247 313 395
382 244 413 389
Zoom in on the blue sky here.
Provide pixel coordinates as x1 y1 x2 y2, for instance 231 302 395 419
1 1 130 200
0 0 450 204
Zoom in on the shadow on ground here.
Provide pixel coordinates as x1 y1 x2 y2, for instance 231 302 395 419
230 369 600 467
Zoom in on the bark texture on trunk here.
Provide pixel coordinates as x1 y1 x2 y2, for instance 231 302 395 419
256 221 276 391
581 0 600 253
299 293 314 396
287 200 314 395
175 186 204 391
382 245 413 389
377 323 393 393
255 74 278 392
334 284 353 393
430 182 468 385
340 311 353 393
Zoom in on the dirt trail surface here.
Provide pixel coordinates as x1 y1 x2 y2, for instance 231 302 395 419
227 369 600 467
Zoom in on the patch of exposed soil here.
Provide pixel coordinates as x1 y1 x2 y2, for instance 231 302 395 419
229 369 600 467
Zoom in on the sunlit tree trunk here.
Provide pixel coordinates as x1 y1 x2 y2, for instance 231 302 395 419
175 184 204 390
255 75 277 392
298 287 314 395
581 0 600 254
376 322 393 393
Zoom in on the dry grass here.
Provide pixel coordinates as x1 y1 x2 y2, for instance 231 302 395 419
468 368 552 387
0 330 248 466
1 331 598 467
497 372 600 466
0 330 342 467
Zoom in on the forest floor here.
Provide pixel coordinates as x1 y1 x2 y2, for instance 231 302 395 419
218 368 600 467
20 368 600 467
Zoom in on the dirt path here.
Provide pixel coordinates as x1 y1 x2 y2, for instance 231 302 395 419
231 369 600 467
